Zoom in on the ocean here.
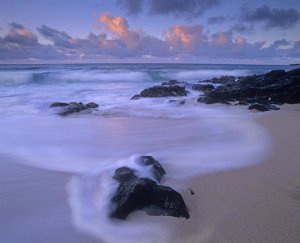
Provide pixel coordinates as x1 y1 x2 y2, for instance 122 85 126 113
0 63 288 242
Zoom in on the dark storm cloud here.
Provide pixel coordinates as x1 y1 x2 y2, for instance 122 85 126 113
118 0 143 15
207 16 225 24
241 5 300 29
117 0 220 17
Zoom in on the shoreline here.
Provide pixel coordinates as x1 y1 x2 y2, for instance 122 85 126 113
1 105 300 242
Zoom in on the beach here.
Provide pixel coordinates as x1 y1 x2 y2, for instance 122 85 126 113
0 104 299 243
179 104 300 242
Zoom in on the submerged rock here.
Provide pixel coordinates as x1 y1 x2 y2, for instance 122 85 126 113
131 85 187 99
110 156 190 220
49 101 99 116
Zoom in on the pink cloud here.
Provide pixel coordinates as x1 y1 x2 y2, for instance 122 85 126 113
165 25 205 50
235 36 247 45
211 32 230 45
99 13 140 49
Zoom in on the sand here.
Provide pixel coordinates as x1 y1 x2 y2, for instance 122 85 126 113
1 105 300 243
181 104 300 242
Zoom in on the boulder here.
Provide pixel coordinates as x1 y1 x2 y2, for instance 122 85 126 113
248 103 270 112
248 103 280 112
49 102 69 107
50 101 99 116
86 102 99 108
58 102 87 116
131 85 187 99
110 166 190 220
192 84 215 92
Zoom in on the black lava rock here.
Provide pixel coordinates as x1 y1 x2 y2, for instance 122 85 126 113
49 102 69 107
192 84 215 92
131 85 187 99
161 80 181 86
110 166 190 220
197 68 300 111
248 103 270 112
86 102 99 108
248 103 280 112
50 101 99 116
138 156 166 182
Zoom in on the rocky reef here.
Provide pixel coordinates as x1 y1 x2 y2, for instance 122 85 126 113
132 68 300 112
197 69 300 111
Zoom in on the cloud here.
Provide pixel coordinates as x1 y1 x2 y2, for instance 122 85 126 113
1 16 300 63
165 24 206 50
117 0 220 18
230 23 254 34
210 31 231 45
38 25 76 48
118 0 143 15
99 13 140 49
99 13 169 55
241 5 300 29
0 23 66 60
4 22 38 46
207 16 225 25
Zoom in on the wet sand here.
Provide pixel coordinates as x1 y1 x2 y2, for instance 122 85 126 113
1 105 300 243
0 160 99 243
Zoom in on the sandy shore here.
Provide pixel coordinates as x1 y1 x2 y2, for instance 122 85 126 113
181 104 300 242
1 105 300 243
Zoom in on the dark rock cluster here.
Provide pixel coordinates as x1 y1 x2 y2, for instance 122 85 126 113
110 156 190 220
49 101 99 116
197 69 300 111
192 83 215 92
131 85 187 99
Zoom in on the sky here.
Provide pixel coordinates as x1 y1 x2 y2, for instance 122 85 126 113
0 0 299 64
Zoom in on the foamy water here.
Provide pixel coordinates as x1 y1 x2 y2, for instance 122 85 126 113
0 63 285 242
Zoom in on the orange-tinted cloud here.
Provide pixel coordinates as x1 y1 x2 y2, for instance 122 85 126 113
99 13 140 49
211 32 230 45
99 13 129 36
235 36 247 45
165 25 205 50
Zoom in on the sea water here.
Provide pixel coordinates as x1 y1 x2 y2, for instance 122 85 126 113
0 63 289 242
